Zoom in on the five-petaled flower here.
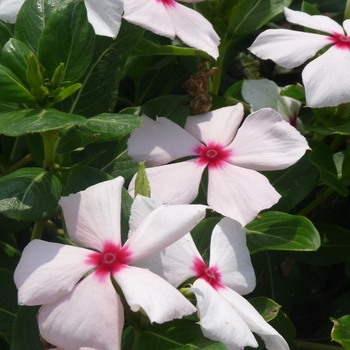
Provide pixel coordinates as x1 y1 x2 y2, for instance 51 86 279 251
14 177 207 350
136 217 289 350
249 7 350 108
128 104 309 226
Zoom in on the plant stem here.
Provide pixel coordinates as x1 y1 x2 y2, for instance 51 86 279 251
266 251 275 300
297 187 335 216
297 340 341 350
41 130 59 170
31 218 48 240
211 39 228 95
4 154 33 175
345 0 350 19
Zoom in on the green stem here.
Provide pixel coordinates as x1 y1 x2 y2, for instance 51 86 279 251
265 251 275 300
329 134 345 152
297 187 335 216
225 96 250 111
297 340 341 350
345 0 350 19
4 154 33 175
31 218 48 240
211 40 228 95
41 130 59 170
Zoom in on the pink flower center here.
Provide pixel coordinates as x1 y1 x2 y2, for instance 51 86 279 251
329 33 350 50
195 142 232 169
192 257 223 290
289 112 298 127
86 241 132 281
156 0 176 8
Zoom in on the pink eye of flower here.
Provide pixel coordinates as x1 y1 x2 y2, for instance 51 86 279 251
329 33 350 49
156 0 176 8
195 142 232 169
192 257 223 290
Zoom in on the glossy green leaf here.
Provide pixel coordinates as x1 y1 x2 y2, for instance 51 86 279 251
0 102 18 113
0 23 12 64
0 65 35 104
227 0 292 40
39 0 95 83
2 39 32 89
53 83 82 103
304 124 350 136
0 168 62 221
0 108 86 136
309 142 348 196
0 214 29 234
14 0 65 54
248 297 281 322
331 315 350 349
10 306 44 350
246 212 321 254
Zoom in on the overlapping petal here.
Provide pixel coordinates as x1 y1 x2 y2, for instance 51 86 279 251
209 218 256 294
114 266 196 323
303 44 350 107
14 240 91 306
84 0 123 38
59 177 124 251
228 108 309 171
208 162 281 226
38 274 123 350
185 105 244 147
129 160 205 204
191 279 258 349
128 116 200 166
219 287 289 350
126 203 207 262
0 0 23 23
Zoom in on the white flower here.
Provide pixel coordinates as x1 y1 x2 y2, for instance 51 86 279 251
128 104 309 226
14 177 207 350
249 7 350 108
136 217 289 350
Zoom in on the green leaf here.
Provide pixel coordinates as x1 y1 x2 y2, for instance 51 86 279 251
331 315 350 349
309 142 348 196
14 0 65 54
2 39 32 89
0 65 35 104
304 124 350 136
227 0 292 40
53 83 82 103
10 306 44 350
39 0 95 83
279 85 306 104
302 1 321 15
0 214 29 234
246 212 321 254
0 168 62 221
0 269 18 344
0 22 12 64
0 108 86 136
248 297 281 322
134 162 151 198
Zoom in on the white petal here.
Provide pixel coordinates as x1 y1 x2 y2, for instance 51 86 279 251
14 240 91 306
127 115 200 166
128 160 205 205
249 29 331 69
59 177 124 251
228 108 309 171
191 279 258 349
284 7 344 35
185 105 244 147
209 218 256 295
114 266 196 323
219 287 289 350
38 274 124 350
135 233 201 287
208 163 281 226
85 0 123 38
126 203 207 262
0 0 23 23
303 45 350 107
166 3 220 59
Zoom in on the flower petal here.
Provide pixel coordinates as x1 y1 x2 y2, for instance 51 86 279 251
126 203 207 262
228 108 309 171
166 3 220 59
191 279 258 349
303 45 350 107
185 105 244 147
59 177 124 251
207 163 280 226
38 274 124 350
249 29 331 69
128 115 200 166
284 7 344 35
0 0 23 23
219 287 289 350
84 0 123 38
209 218 256 295
135 233 201 287
114 266 196 323
14 240 91 306
128 160 205 204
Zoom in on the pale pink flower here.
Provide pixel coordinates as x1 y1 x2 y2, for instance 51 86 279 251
249 7 350 108
136 217 289 349
128 104 309 226
14 177 206 350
